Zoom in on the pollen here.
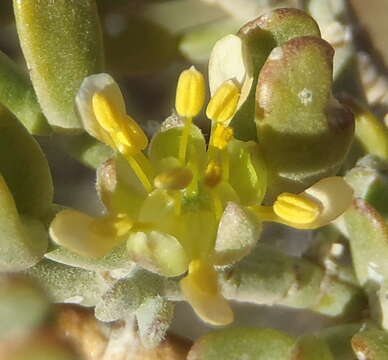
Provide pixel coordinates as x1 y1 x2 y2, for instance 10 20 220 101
154 167 193 190
204 160 222 187
92 92 148 155
273 193 321 225
212 124 234 150
175 66 206 118
206 80 240 123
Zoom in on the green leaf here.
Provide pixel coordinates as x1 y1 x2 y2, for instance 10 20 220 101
0 176 47 272
229 8 321 142
25 260 110 307
290 335 333 360
352 330 388 360
13 0 104 131
95 267 163 322
256 36 354 199
0 275 51 340
344 199 388 286
0 111 53 217
45 241 134 272
345 156 388 218
0 52 50 135
136 296 174 349
187 327 295 360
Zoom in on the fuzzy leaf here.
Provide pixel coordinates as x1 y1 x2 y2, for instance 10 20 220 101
0 51 50 135
0 276 51 340
45 242 133 272
95 267 163 322
344 199 388 286
187 327 295 360
25 260 110 306
256 36 354 199
13 0 104 131
0 111 53 218
136 296 174 349
0 176 47 272
229 8 321 141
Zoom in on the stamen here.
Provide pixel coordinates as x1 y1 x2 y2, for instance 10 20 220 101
91 213 133 238
206 80 240 123
154 167 193 190
212 124 234 150
179 117 193 162
124 151 153 193
92 93 148 156
175 66 205 118
212 190 223 220
273 193 321 225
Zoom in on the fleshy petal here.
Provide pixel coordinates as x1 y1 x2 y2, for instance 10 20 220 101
49 209 125 258
127 230 189 277
76 73 126 146
180 260 233 326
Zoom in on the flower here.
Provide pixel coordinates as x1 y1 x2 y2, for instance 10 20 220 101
49 66 353 326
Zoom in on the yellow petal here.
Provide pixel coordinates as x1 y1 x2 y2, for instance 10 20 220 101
49 209 128 258
180 260 233 326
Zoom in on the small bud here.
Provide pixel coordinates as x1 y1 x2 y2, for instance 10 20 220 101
206 80 240 123
273 193 321 225
175 66 205 118
154 167 193 190
212 124 234 150
92 92 148 155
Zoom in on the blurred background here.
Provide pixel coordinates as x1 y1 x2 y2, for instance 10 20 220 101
0 0 387 341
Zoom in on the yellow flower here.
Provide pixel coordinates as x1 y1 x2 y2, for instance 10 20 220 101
49 70 353 327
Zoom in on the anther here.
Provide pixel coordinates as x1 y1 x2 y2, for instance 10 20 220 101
204 161 222 187
212 124 234 150
154 167 193 190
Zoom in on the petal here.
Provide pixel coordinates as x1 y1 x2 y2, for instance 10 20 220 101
228 139 267 205
127 230 189 277
75 73 125 146
49 209 124 258
214 202 262 266
208 34 247 96
96 156 147 217
149 115 207 173
180 260 233 326
304 176 354 228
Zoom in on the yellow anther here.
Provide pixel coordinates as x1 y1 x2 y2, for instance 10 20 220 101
206 80 240 123
204 160 222 187
273 193 321 225
212 124 234 150
175 66 205 118
92 92 148 155
154 167 193 190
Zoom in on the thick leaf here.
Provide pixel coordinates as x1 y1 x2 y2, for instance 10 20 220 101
229 8 321 141
256 36 354 198
45 242 134 272
25 260 110 307
0 176 47 272
344 199 388 286
345 156 388 218
95 267 163 322
0 275 51 340
187 327 295 360
0 51 50 135
13 0 104 131
0 111 53 217
352 330 388 360
136 296 174 349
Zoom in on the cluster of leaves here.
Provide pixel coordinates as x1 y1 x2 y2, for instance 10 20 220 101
1 0 388 359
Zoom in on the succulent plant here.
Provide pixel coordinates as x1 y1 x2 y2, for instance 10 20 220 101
1 1 388 359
